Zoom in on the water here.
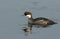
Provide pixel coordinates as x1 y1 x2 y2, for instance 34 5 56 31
0 0 60 39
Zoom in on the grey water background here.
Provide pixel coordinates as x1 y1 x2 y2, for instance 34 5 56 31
0 0 60 39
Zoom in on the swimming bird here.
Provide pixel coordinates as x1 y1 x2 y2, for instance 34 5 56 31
24 11 57 27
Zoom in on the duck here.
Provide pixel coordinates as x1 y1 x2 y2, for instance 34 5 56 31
24 11 57 27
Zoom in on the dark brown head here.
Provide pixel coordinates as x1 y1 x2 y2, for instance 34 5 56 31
24 11 32 18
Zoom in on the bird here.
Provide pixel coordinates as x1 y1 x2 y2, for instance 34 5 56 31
24 11 57 27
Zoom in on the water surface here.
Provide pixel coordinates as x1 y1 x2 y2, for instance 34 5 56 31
0 0 60 39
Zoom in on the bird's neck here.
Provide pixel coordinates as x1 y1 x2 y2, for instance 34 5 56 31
28 16 34 23
28 16 33 21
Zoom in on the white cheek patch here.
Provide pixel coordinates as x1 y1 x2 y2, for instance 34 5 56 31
26 15 31 18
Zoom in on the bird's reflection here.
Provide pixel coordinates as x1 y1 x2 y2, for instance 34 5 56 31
22 23 32 36
23 23 32 32
22 23 44 36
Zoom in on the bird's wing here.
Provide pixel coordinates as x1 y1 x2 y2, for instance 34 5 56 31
34 17 49 21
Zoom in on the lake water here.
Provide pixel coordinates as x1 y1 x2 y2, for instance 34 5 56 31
0 0 60 39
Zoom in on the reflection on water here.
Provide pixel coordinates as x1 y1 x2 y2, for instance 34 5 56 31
23 23 32 32
22 22 57 36
22 23 32 36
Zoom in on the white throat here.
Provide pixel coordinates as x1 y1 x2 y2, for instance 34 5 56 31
26 15 31 18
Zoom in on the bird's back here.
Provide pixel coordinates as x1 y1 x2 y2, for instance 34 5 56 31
32 17 57 27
